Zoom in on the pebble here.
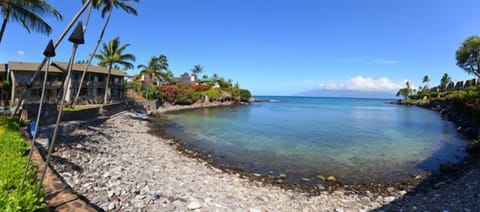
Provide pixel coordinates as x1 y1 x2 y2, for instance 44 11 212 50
108 202 115 210
187 201 202 210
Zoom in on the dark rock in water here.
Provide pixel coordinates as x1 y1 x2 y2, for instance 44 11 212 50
466 142 480 155
440 108 448 115
439 164 451 173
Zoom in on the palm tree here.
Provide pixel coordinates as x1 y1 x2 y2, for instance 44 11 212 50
136 57 159 100
191 64 203 79
136 55 169 99
72 0 138 107
95 37 135 105
156 54 170 81
422 75 430 87
440 73 452 89
0 0 63 43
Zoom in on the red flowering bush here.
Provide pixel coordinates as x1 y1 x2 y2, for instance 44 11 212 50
161 85 179 102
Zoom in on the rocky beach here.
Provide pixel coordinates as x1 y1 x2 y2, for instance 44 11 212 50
34 109 479 211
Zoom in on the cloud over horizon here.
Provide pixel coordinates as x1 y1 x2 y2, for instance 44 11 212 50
17 50 25 56
312 76 407 92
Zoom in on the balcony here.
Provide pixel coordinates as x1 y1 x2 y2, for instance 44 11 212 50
15 81 62 88
86 81 107 87
112 82 126 89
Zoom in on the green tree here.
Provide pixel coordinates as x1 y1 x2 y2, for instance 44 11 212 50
136 55 169 99
440 73 452 89
396 81 412 100
191 64 203 78
422 75 430 88
456 35 480 77
95 37 135 105
0 0 63 44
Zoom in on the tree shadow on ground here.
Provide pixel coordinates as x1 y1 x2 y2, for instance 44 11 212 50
373 142 480 211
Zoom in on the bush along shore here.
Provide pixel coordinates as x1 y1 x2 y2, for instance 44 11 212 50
0 116 46 211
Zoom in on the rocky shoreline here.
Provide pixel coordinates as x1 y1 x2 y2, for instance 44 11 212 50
153 101 239 114
33 103 479 211
35 112 399 211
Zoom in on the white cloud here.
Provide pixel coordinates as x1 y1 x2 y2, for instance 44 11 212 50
17 50 25 56
314 76 406 92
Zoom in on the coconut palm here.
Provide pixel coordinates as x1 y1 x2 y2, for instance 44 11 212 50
191 64 203 78
72 0 138 107
422 75 430 87
440 73 452 89
136 55 170 99
95 37 135 105
0 0 63 44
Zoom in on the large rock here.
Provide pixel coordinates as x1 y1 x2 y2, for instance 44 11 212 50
466 142 480 155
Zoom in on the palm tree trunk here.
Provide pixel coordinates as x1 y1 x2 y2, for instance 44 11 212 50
103 63 112 105
72 9 113 108
83 3 94 34
0 12 10 44
11 0 92 117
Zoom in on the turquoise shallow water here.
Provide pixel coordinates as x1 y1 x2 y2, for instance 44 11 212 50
157 97 467 183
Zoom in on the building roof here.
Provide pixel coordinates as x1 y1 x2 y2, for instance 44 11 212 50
171 74 193 85
52 62 127 76
0 63 6 72
6 61 63 73
3 61 127 77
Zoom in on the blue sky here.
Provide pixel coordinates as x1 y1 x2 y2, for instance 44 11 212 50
1 0 479 96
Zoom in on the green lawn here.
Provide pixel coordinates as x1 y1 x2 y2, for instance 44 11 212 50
0 116 46 211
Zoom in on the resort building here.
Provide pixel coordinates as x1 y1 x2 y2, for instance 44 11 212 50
1 61 127 106
430 77 480 93
0 64 9 106
170 73 197 85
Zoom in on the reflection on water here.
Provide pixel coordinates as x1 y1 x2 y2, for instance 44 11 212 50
156 97 467 183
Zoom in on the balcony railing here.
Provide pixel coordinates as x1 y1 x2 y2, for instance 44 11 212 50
15 80 126 89
15 81 63 87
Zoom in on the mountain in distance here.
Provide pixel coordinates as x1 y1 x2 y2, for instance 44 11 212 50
294 89 398 99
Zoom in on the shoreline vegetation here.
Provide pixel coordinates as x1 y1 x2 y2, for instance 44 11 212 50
0 116 45 211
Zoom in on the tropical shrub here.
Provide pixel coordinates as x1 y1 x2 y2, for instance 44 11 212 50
141 84 162 100
132 81 142 92
0 117 46 211
161 85 179 103
239 89 252 101
202 88 222 101
175 85 202 105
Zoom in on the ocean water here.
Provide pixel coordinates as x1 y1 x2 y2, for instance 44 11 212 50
155 97 467 183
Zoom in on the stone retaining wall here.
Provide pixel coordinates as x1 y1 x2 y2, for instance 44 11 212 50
24 101 135 126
